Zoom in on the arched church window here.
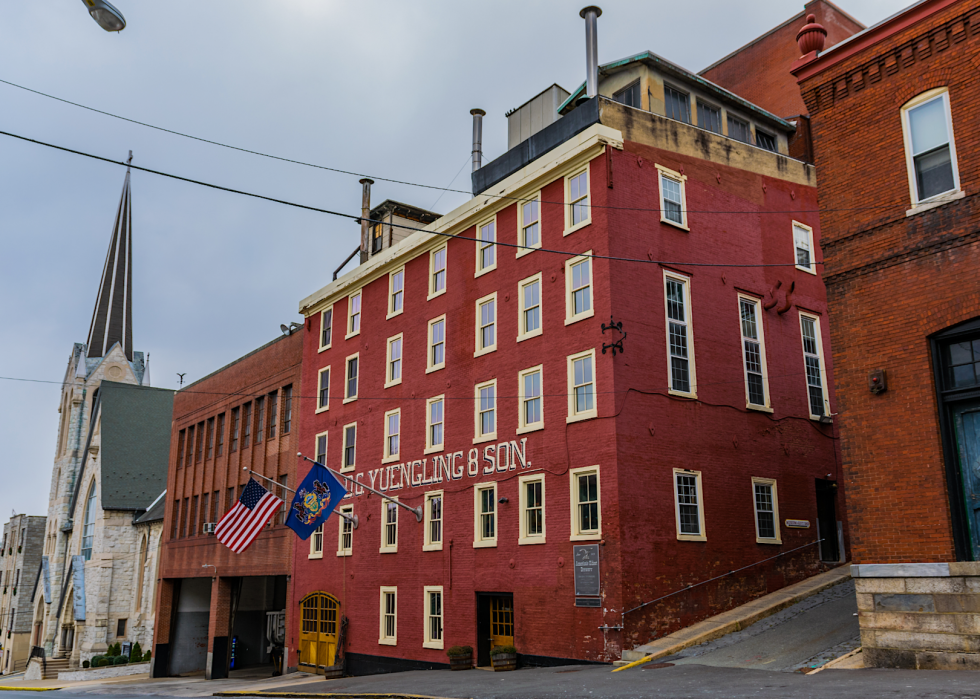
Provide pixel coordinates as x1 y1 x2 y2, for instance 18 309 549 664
81 481 97 561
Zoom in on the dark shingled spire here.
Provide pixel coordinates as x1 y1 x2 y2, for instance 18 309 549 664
87 154 133 362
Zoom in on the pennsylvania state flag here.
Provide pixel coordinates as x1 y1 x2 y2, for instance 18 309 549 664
285 461 348 541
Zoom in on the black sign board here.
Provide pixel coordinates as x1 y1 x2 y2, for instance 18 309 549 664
573 544 600 597
575 597 601 608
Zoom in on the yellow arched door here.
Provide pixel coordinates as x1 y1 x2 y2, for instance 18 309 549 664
299 593 339 674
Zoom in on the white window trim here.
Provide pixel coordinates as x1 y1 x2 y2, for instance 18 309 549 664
428 245 448 300
346 290 362 339
473 379 498 444
517 191 542 257
517 365 544 434
564 168 592 235
569 466 601 541
382 408 401 464
343 352 359 404
564 252 595 326
473 482 497 548
475 215 498 278
474 292 498 357
385 334 404 389
737 294 772 412
901 88 961 209
424 395 446 455
308 523 324 559
337 504 353 556
663 270 698 399
751 477 782 545
673 468 707 542
799 311 831 420
426 315 447 373
340 421 357 473
314 430 329 467
423 490 444 552
387 266 406 320
318 304 334 353
656 164 689 231
518 473 546 545
380 496 398 553
315 366 331 414
792 221 816 275
422 585 445 650
566 349 598 423
379 586 397 645
517 272 544 342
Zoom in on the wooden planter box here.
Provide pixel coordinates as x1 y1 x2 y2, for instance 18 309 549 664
449 655 473 671
491 653 517 671
322 664 344 679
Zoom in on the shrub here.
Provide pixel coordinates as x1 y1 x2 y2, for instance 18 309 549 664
90 656 103 667
114 656 129 665
490 645 517 656
130 642 142 662
143 650 152 662
82 660 90 669
446 645 473 658
107 643 119 657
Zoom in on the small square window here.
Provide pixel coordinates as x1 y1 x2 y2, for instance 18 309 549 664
697 101 721 134
752 478 781 544
564 254 594 325
388 268 405 319
519 474 546 545
793 222 816 274
474 293 497 356
517 273 543 341
613 80 640 108
383 409 400 463
319 306 334 351
424 491 443 551
567 350 597 423
566 169 591 233
756 130 777 152
346 291 362 338
427 315 447 373
476 218 497 276
429 245 448 299
425 395 445 454
474 483 497 547
664 85 691 124
474 380 497 444
570 467 600 540
518 365 544 434
379 587 397 645
518 195 541 256
316 367 331 413
385 334 403 388
673 469 706 541
341 422 357 472
380 498 398 553
337 505 354 556
423 586 444 649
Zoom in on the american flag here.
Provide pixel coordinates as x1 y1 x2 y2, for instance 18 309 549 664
215 479 283 553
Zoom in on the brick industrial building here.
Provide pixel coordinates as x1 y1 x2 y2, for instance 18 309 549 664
288 10 847 672
793 0 980 670
152 331 303 679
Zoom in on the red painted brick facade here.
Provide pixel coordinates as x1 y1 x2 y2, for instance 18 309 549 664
795 0 980 563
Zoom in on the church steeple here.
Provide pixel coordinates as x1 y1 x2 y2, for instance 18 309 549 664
86 153 134 362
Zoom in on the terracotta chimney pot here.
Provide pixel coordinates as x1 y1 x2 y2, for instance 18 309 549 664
797 14 827 55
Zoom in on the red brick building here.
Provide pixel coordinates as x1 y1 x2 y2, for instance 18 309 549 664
152 332 303 678
794 0 980 669
288 23 847 670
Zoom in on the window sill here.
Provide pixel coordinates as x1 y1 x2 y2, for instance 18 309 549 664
336 550 352 557
308 552 323 560
342 396 357 405
473 434 497 445
425 364 446 374
386 309 404 321
676 534 707 542
382 454 400 465
746 404 774 414
668 389 698 400
315 405 330 414
756 537 782 545
570 533 601 542
340 465 356 474
473 540 497 549
427 288 447 301
516 329 543 343
422 641 444 651
518 537 547 546
516 423 544 436
563 219 592 237
473 346 497 358
795 264 817 275
474 263 497 279
564 310 595 326
379 547 398 554
566 412 597 424
422 543 443 552
906 189 965 217
516 244 540 258
384 379 402 389
379 638 397 646
660 216 689 232
317 344 332 354
423 445 444 456
345 331 360 340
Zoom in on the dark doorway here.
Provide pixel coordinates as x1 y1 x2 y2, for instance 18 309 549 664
475 592 514 667
951 400 980 560
815 479 840 562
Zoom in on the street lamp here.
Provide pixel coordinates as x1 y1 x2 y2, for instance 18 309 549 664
80 0 126 32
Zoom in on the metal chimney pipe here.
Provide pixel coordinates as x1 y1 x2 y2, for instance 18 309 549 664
359 178 373 257
470 109 486 172
580 6 602 99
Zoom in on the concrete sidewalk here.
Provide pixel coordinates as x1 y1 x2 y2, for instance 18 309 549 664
616 563 852 669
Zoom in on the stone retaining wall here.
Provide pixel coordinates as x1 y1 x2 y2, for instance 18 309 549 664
57 661 151 681
853 562 980 670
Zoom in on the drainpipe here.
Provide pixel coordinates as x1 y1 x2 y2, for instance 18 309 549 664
580 6 602 99
358 178 373 263
470 109 485 172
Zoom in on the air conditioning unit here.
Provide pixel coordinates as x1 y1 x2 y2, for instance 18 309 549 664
203 523 217 535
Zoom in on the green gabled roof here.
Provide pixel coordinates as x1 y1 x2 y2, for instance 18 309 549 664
99 381 174 511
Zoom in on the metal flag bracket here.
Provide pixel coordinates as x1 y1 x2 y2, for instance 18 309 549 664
243 467 358 528
297 454 423 523
601 315 626 356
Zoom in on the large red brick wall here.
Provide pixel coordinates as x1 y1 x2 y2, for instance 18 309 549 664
701 0 864 119
797 0 980 563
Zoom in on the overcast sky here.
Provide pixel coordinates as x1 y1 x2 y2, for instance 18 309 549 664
0 0 906 523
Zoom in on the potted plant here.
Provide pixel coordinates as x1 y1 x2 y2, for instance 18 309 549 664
446 645 473 671
490 645 517 672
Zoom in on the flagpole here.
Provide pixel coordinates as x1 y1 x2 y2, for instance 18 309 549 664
298 453 423 523
243 467 358 528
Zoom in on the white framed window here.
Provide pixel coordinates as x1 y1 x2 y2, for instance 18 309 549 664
738 295 770 410
664 271 697 398
518 365 543 433
657 164 688 230
518 194 542 256
474 379 497 444
567 349 597 423
341 422 357 472
314 431 328 466
309 524 323 559
752 478 781 544
517 273 543 341
793 222 816 274
429 245 447 299
423 586 444 649
565 169 591 234
425 395 445 454
346 290 362 338
380 497 398 553
474 292 497 356
673 469 706 542
901 88 960 206
383 408 401 463
569 466 600 540
427 315 447 373
423 490 443 552
476 218 497 276
564 253 594 325
473 482 497 548
316 367 331 413
799 312 830 419
379 587 397 645
385 334 403 388
337 505 353 556
518 474 545 545
343 353 359 403
318 305 334 352
388 267 405 319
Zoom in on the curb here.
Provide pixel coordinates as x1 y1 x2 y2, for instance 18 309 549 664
214 693 466 699
0 687 64 692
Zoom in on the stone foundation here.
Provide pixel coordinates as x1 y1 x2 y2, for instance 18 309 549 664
57 661 151 681
853 562 980 670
